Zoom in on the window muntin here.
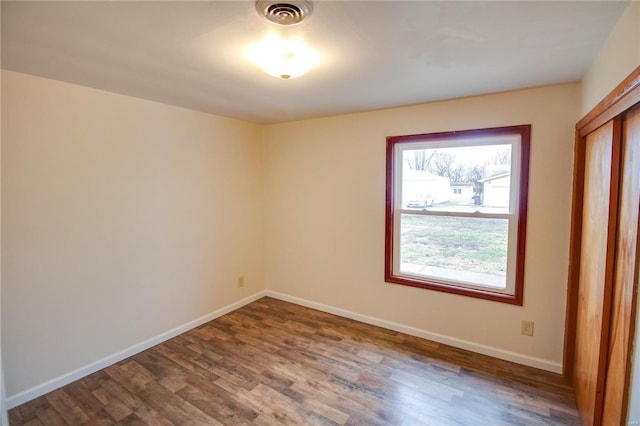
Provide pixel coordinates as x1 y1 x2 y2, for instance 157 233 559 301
385 126 530 305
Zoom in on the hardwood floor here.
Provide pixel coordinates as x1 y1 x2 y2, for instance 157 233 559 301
9 297 580 425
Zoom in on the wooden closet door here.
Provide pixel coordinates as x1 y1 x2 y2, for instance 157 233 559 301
574 119 621 426
602 105 640 425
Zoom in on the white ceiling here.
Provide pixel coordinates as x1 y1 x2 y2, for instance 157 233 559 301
1 1 629 124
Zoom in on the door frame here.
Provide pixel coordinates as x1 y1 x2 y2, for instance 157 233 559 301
564 65 640 420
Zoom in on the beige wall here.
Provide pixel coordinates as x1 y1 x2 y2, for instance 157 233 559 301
581 1 640 116
1 70 265 397
0 6 7 419
0 50 7 426
263 83 580 367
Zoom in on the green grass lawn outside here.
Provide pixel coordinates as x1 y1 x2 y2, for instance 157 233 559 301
400 214 508 275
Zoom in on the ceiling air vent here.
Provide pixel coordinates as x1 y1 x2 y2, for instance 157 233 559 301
255 1 313 25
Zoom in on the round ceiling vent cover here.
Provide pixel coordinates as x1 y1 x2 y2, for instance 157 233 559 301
255 1 313 25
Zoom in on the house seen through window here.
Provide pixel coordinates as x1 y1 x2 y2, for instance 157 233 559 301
385 125 530 304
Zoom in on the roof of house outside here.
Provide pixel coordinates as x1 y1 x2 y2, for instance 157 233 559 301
479 172 511 183
403 169 449 182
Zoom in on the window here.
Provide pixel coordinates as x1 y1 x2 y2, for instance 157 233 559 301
385 125 530 305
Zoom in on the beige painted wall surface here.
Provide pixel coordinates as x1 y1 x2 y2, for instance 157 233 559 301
581 1 640 116
0 50 7 426
263 84 580 365
1 71 264 397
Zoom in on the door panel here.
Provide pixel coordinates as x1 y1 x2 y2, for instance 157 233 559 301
602 105 640 425
574 120 621 426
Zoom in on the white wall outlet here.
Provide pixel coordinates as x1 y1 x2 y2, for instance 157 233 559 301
237 276 245 288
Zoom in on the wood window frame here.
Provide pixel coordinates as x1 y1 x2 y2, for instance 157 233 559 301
385 125 531 305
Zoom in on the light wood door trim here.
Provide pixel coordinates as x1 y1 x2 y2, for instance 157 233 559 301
563 130 586 379
577 65 640 137
573 118 621 426
602 105 640 425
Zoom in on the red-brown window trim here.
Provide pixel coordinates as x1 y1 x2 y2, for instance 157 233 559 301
384 125 531 305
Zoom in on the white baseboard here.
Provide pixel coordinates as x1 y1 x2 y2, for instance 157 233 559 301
264 290 562 374
8 288 562 409
6 290 267 409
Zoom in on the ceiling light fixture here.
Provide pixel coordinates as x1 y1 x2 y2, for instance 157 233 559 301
249 0 317 79
246 33 318 79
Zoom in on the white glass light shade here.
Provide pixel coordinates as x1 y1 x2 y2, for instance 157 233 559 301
247 34 318 79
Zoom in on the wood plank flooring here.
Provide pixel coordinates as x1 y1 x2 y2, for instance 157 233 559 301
9 297 580 425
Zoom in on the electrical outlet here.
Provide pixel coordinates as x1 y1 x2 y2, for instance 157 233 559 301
521 320 534 336
237 276 245 288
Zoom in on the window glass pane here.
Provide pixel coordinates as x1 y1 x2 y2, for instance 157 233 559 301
399 214 508 289
401 144 512 214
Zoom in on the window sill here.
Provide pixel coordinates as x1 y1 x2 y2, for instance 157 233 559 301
384 274 523 305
